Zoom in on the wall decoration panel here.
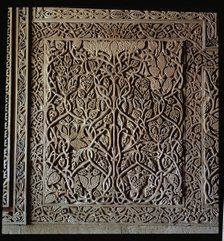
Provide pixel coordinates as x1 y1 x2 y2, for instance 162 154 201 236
2 7 219 233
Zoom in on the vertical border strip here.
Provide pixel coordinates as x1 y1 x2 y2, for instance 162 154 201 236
2 7 28 224
2 7 12 208
202 66 219 208
14 6 28 224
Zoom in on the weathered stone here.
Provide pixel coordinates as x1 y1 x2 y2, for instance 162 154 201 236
2 7 219 234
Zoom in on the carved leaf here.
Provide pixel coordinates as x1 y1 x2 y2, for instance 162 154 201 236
162 78 172 93
211 121 218 130
70 138 88 150
133 98 141 109
127 121 134 130
78 89 86 98
157 53 166 72
45 193 57 204
144 89 151 100
76 97 85 107
164 67 175 77
88 99 96 109
90 175 100 190
145 109 152 119
132 110 141 119
149 77 160 91
100 135 109 146
122 101 128 112
89 110 98 119
79 175 89 189
149 66 160 77
74 108 83 117
47 172 61 185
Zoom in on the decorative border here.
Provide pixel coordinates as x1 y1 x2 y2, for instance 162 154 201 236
3 8 12 208
32 8 218 49
202 66 219 207
29 9 218 225
2 7 29 224
2 8 218 227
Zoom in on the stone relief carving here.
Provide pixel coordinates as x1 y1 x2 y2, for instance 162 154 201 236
32 8 218 48
2 8 218 227
202 67 218 206
43 39 184 206
3 8 12 208
2 7 28 224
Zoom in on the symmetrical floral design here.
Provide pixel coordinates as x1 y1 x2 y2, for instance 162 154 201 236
2 8 218 226
29 9 218 223
43 39 183 206
33 8 217 48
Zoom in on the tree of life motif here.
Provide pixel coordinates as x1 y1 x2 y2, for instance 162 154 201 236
43 39 183 206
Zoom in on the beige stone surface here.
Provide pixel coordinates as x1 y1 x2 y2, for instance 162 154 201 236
2 224 218 234
2 7 219 233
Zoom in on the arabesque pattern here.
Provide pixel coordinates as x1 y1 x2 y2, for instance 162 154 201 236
2 8 218 227
3 7 28 224
43 39 184 206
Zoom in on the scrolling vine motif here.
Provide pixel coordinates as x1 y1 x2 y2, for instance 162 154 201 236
27 10 218 224
3 8 12 208
3 7 28 224
33 8 217 48
203 67 218 206
2 8 218 226
43 39 183 206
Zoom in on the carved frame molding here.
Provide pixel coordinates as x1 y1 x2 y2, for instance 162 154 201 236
2 7 218 228
2 7 29 224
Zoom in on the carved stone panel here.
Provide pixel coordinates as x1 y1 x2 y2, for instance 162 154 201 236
2 7 219 233
43 39 184 206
